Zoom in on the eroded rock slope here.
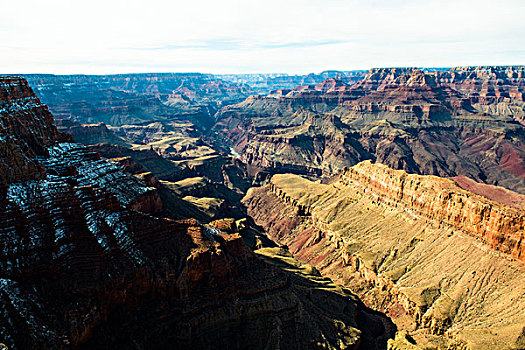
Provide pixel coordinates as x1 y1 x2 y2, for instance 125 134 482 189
243 161 525 349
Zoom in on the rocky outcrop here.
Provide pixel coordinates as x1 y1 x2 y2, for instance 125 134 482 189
340 161 524 261
0 77 72 186
243 162 525 349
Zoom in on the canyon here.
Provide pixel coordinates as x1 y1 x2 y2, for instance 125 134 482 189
216 66 525 193
1 66 525 349
0 76 394 349
23 73 251 130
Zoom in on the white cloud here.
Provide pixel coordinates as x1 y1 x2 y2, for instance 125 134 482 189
1 0 524 74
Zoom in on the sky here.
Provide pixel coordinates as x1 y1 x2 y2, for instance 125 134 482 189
1 0 525 74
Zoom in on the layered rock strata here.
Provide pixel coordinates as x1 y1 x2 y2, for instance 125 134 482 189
340 161 524 261
243 161 525 349
216 66 525 194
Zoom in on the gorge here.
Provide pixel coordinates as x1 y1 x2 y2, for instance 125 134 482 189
1 66 525 349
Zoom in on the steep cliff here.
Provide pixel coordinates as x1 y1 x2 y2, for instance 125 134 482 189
243 161 525 349
0 77 72 186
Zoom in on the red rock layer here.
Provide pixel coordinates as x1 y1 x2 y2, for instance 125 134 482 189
341 161 525 261
452 175 525 210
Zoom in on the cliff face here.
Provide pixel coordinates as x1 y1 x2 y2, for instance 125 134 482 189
243 162 525 349
0 77 72 186
0 77 394 349
340 161 524 261
216 66 525 194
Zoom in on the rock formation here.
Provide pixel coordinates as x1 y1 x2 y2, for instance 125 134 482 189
216 66 525 194
243 161 525 349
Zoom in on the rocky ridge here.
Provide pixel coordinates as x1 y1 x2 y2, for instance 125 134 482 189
243 161 525 349
340 161 524 261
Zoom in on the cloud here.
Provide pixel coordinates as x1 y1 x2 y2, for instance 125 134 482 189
259 40 347 49
132 39 348 51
